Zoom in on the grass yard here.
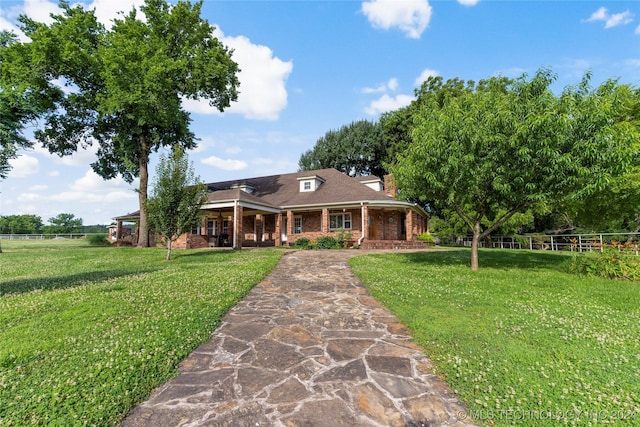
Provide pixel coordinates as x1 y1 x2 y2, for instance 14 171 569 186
0 239 281 426
350 249 640 426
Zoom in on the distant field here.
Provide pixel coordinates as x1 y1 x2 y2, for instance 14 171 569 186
0 239 281 426
351 249 640 426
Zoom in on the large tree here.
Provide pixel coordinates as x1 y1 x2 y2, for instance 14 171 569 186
299 120 387 177
3 0 239 247
391 69 639 270
0 31 62 179
146 147 206 260
43 213 83 234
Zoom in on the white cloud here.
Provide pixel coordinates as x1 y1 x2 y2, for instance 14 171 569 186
0 14 26 41
17 193 40 202
362 84 387 94
57 145 99 167
28 185 48 191
362 78 399 94
48 170 60 177
606 10 633 29
365 94 414 115
69 169 131 193
361 0 432 39
586 7 634 29
636 24 640 35
184 27 293 121
201 156 248 171
85 0 145 26
189 136 218 154
28 169 137 208
457 0 480 6
587 6 608 22
22 0 59 25
414 68 439 86
8 155 39 178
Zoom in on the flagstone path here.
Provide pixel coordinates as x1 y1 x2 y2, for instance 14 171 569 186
122 250 477 427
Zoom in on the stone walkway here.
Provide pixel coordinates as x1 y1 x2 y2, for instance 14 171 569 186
122 250 477 427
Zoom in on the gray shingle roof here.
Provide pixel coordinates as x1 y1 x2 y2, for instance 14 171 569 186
205 168 394 208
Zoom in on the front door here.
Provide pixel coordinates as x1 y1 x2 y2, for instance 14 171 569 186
368 215 378 240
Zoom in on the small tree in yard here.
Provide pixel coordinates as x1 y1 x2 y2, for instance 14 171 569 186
391 69 639 271
146 148 206 260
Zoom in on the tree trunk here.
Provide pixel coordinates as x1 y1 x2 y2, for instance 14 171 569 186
137 136 150 247
470 220 481 271
166 238 172 261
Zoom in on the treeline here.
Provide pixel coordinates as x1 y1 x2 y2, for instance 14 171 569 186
299 71 640 238
0 213 109 234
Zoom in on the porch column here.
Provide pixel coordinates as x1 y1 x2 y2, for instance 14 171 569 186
361 205 371 239
360 204 368 244
287 210 294 240
255 214 262 243
233 202 243 249
406 209 414 240
116 220 123 241
321 208 329 232
275 213 282 246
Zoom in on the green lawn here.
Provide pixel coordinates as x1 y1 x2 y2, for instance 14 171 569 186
350 249 640 426
0 239 281 426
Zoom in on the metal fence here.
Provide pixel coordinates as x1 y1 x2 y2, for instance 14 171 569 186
0 234 93 240
458 232 640 254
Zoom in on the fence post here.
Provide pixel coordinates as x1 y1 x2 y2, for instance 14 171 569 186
578 235 582 253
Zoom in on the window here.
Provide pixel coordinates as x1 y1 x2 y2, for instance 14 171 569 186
294 216 302 234
207 220 217 236
222 220 229 235
303 181 311 190
191 226 202 235
329 213 352 230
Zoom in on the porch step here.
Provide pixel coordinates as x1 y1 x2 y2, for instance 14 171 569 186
361 240 428 250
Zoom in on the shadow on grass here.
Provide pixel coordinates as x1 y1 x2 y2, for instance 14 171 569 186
0 268 157 296
385 248 569 272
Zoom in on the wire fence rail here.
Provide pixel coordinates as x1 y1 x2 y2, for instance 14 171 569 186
0 234 99 240
457 232 640 255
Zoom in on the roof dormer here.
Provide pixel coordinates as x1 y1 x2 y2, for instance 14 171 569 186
230 183 256 194
358 177 384 192
297 175 325 192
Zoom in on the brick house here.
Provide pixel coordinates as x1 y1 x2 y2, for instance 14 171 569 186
114 168 428 250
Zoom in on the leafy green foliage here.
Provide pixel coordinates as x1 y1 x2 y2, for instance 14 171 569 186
43 213 83 234
416 232 435 243
0 214 44 234
351 250 640 426
87 233 109 246
146 147 206 260
0 31 63 179
299 120 388 177
315 236 339 249
0 239 281 425
391 69 640 270
293 237 311 249
568 243 640 281
334 229 353 248
5 0 239 246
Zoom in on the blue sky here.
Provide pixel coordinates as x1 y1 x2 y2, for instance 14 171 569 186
1 0 639 226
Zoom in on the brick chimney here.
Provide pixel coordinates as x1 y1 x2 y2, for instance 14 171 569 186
383 174 398 198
